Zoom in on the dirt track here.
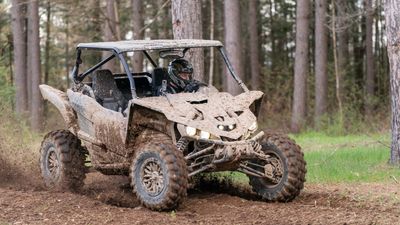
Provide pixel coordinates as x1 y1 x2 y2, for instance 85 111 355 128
1 172 399 225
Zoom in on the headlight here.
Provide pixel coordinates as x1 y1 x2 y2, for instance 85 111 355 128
186 126 197 136
249 121 258 131
200 131 210 139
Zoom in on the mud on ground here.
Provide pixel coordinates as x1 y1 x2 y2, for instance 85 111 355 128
0 124 399 225
1 169 400 225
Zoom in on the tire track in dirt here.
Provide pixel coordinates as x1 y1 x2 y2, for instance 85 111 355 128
1 172 400 225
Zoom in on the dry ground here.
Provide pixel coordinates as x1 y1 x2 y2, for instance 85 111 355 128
1 170 400 225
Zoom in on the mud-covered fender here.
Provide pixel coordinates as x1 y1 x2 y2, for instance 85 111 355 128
39 84 78 133
125 103 176 145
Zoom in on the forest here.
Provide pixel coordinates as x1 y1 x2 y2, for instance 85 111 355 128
1 0 400 224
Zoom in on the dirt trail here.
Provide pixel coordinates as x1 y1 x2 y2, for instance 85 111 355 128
1 172 400 225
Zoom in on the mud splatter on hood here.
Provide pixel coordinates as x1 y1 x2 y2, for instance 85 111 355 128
131 91 263 140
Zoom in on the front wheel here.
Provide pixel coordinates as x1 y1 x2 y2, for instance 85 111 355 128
247 133 306 202
130 133 188 211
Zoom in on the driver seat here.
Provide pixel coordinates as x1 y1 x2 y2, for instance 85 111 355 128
92 69 127 112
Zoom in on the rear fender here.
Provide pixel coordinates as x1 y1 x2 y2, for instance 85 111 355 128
39 84 78 133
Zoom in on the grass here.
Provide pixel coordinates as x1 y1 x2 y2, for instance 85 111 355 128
224 131 400 184
294 131 400 183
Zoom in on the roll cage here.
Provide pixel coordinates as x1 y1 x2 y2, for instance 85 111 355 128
71 39 249 98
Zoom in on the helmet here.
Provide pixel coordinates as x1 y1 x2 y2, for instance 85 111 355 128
167 59 193 89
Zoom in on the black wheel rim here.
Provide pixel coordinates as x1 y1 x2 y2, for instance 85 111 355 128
250 150 285 188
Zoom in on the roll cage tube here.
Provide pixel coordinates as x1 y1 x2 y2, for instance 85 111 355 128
218 47 249 92
71 48 138 99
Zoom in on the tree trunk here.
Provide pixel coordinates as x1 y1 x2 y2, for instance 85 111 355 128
314 0 328 125
10 0 28 115
208 0 215 86
224 0 244 95
291 0 310 133
27 0 43 131
171 0 204 81
337 0 349 106
102 0 120 71
365 0 375 116
385 0 400 165
131 0 144 72
248 0 261 90
44 0 51 85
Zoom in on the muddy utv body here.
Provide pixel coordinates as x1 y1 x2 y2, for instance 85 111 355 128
39 39 306 211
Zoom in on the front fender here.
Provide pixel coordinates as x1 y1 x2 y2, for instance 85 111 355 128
39 84 78 133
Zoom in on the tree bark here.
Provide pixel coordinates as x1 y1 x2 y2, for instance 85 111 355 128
102 0 120 71
208 0 215 86
314 0 328 124
171 0 204 81
365 0 375 116
385 0 400 165
131 0 144 72
27 0 43 131
337 0 349 106
44 0 51 85
224 0 244 95
248 0 261 90
10 0 28 115
291 0 310 133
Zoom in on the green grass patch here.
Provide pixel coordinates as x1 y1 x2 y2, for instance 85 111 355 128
296 131 399 183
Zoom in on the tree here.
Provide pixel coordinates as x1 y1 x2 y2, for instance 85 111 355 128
365 0 375 116
171 0 204 81
10 0 28 115
314 0 328 125
27 0 42 131
291 0 310 133
224 0 244 95
102 0 120 71
336 0 349 109
385 0 400 164
131 0 144 72
248 0 261 90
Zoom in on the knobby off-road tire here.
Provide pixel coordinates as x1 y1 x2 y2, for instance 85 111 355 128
39 130 86 191
130 132 188 211
248 133 306 202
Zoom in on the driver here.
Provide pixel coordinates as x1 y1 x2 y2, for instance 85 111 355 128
158 58 201 95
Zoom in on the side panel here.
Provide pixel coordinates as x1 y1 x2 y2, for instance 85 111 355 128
39 85 78 133
67 90 129 161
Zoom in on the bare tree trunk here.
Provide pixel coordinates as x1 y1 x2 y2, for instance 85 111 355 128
337 0 349 106
224 0 244 95
65 15 70 88
131 0 144 72
171 0 204 81
332 0 343 124
27 0 43 131
208 0 215 86
11 0 28 115
365 0 375 116
385 0 400 165
248 0 261 90
314 0 328 125
44 0 51 85
102 0 120 71
291 0 310 133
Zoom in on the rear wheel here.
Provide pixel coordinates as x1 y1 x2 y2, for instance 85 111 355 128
130 133 188 211
39 130 86 191
247 133 306 202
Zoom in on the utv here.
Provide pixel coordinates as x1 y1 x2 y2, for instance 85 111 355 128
39 39 306 211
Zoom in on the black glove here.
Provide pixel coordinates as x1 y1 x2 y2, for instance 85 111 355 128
184 81 200 92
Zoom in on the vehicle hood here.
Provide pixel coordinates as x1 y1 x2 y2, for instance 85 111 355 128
131 91 263 140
